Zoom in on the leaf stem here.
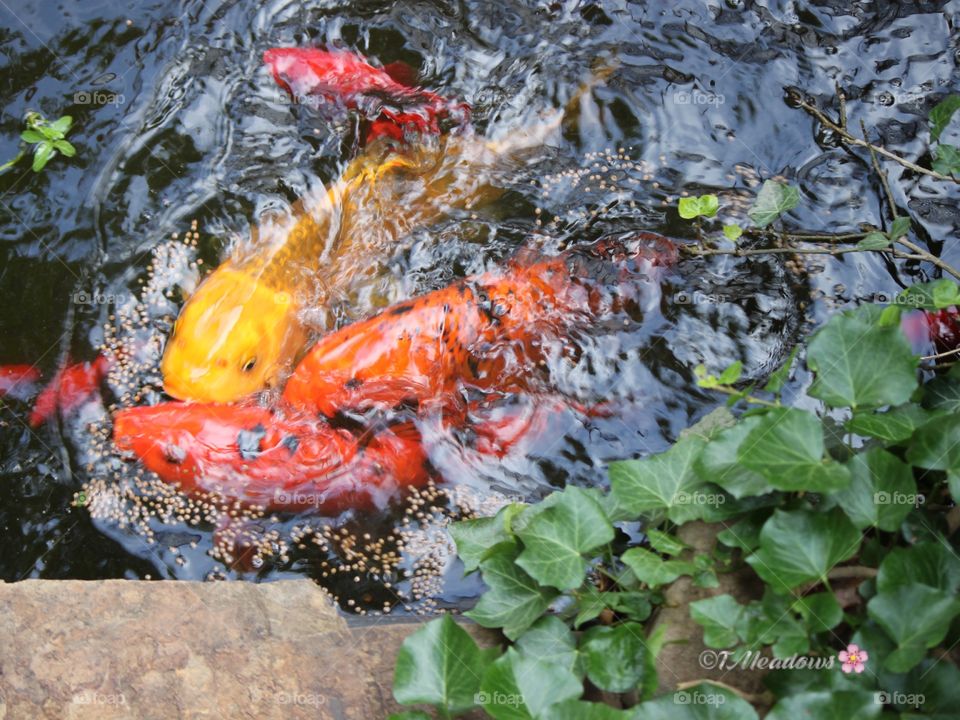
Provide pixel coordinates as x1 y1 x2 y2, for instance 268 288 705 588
707 385 780 408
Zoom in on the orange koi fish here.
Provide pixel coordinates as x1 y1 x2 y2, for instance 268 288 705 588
112 402 430 512
281 232 677 416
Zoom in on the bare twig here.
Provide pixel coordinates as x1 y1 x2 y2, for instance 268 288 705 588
921 347 960 362
836 83 847 132
742 228 868 242
896 236 960 282
862 119 898 214
796 96 959 184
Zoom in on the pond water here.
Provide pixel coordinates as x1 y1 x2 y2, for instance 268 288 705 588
0 0 957 612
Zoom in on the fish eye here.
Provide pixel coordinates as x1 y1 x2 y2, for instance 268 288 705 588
242 357 257 373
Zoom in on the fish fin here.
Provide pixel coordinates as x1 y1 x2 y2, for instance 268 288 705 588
386 421 422 444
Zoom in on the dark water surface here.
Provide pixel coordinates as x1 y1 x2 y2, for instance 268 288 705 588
0 0 957 608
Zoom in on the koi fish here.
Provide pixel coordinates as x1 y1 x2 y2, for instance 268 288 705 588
263 48 469 140
281 232 677 417
0 364 41 401
29 355 111 428
112 402 430 512
160 48 608 405
161 50 482 404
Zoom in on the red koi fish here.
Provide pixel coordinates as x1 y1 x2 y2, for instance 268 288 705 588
0 364 41 401
264 47 469 141
282 232 677 417
113 402 430 513
28 355 111 428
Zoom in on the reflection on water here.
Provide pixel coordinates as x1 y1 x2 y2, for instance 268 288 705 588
0 1 957 611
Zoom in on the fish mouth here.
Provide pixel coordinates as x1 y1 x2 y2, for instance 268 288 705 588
162 376 198 402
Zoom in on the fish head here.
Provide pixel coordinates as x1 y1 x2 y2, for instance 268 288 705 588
113 402 278 488
161 267 307 402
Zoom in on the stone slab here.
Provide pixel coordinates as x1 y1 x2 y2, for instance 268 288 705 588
0 580 497 720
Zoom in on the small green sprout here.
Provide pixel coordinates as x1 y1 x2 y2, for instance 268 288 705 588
0 111 76 174
722 223 743 242
678 193 719 220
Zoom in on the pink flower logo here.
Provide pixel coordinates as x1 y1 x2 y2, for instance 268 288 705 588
839 644 869 673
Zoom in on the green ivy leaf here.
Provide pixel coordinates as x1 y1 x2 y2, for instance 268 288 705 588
933 143 960 175
621 548 696 589
748 180 799 228
514 616 581 678
32 142 54 172
898 660 960 715
867 585 960 672
450 503 523 572
722 224 743 242
950 473 960 504
831 448 917 531
856 231 891 250
645 529 687 556
845 405 930 443
766 690 882 720
579 623 648 692
633 682 760 719
695 413 773 501
763 346 798 394
738 408 850 492
467 548 559 640
806 304 918 409
791 591 842 634
689 594 743 648
479 647 582 720
609 436 709 521
716 512 766 551
888 215 911 240
515 486 614 590
392 615 497 714
717 360 743 385
746 508 861 593
906 414 960 471
876 543 960 594
20 130 44 144
929 94 960 142
608 591 653 622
